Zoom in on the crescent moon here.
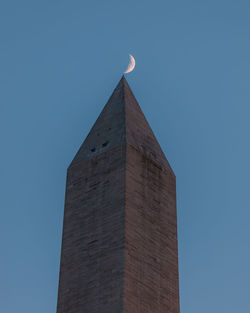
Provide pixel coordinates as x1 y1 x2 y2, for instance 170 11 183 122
124 54 136 74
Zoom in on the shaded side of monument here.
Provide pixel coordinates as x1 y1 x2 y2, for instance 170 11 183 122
56 76 180 313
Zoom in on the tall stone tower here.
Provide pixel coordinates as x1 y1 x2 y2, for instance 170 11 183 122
56 76 180 313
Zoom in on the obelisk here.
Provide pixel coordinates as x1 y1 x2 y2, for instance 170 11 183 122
56 76 180 313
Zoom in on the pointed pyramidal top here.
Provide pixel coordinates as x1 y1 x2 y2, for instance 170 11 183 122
69 76 173 174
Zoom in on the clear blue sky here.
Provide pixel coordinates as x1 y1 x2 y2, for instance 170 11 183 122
1 1 250 312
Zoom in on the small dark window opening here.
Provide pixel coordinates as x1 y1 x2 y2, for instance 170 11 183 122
102 141 109 147
91 147 96 152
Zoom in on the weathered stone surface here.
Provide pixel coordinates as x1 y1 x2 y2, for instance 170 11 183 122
56 76 180 313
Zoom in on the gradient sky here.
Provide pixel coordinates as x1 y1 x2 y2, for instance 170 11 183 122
1 1 250 312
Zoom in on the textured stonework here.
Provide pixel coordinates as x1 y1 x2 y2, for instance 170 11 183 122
56 76 180 313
